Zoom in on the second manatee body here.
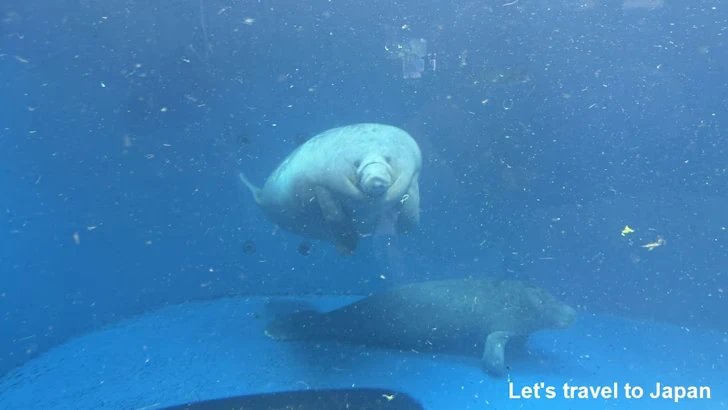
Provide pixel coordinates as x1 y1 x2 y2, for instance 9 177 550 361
264 278 577 376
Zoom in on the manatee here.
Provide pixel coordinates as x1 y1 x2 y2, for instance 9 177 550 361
239 123 422 255
264 278 577 376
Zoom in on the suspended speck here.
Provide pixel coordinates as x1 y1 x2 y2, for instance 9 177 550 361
297 241 313 256
243 240 256 255
295 133 309 145
239 134 250 147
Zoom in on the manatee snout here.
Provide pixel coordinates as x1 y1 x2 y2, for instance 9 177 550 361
358 162 392 197
526 287 577 330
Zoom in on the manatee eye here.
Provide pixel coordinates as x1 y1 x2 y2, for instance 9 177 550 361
385 156 392 164
354 160 361 168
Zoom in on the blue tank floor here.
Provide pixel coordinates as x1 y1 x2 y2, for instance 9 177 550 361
0 295 724 409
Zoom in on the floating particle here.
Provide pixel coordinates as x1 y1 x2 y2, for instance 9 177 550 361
621 225 634 236
239 134 250 147
243 240 256 255
295 132 309 145
297 241 312 256
642 236 666 251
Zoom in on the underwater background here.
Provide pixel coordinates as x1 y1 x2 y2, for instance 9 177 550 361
0 0 726 408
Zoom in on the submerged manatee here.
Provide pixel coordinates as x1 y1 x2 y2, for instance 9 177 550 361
240 123 422 255
264 278 577 376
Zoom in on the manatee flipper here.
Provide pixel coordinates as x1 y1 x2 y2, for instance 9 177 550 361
482 330 513 376
314 186 359 255
385 171 415 203
396 177 420 234
264 310 326 341
239 172 263 204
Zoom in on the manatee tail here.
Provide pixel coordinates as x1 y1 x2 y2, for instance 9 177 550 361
239 172 263 204
264 309 328 341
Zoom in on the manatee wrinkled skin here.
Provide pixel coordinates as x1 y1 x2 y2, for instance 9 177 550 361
240 123 422 255
264 278 577 376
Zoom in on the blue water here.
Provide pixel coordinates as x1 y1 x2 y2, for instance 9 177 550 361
1 0 727 408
